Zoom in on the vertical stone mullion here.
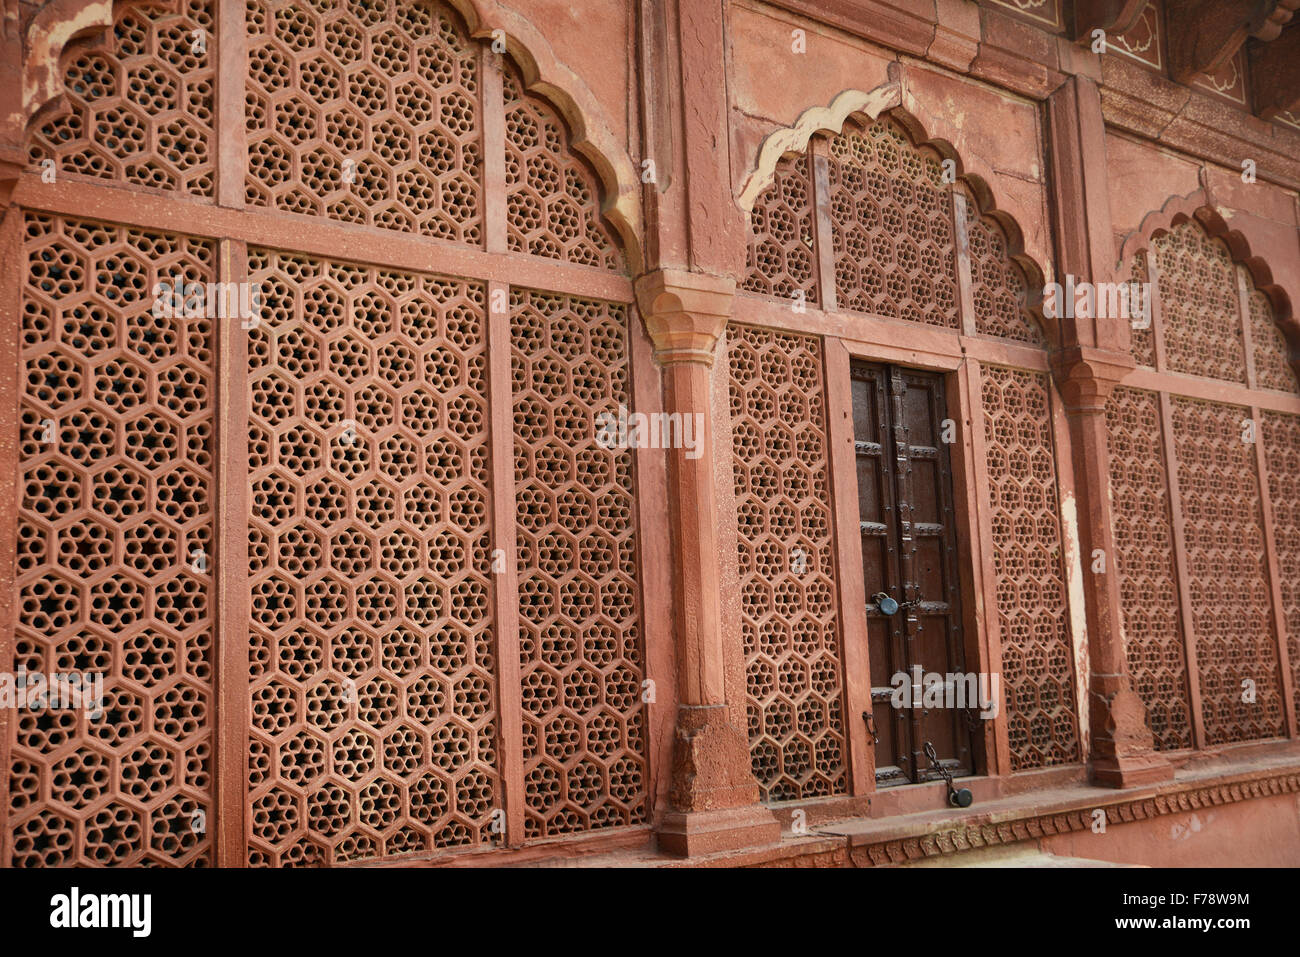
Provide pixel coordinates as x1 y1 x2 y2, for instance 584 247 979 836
214 238 251 866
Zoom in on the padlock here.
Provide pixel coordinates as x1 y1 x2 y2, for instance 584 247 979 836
871 591 899 615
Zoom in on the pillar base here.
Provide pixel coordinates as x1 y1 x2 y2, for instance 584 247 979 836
658 704 780 856
1088 680 1177 789
1090 751 1176 789
657 804 782 857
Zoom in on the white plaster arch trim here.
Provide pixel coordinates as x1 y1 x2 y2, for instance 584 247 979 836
736 81 902 213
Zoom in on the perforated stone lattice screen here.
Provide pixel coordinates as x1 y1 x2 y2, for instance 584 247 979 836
245 250 499 865
1113 217 1299 750
1263 412 1300 723
1129 252 1156 367
9 0 644 866
29 0 216 198
12 214 216 866
728 324 847 802
963 199 1040 344
1151 222 1248 384
511 291 646 836
981 366 1079 771
503 72 623 270
245 0 483 239
1105 386 1192 751
742 154 817 304
1249 285 1300 394
827 119 956 326
743 115 1040 345
1171 397 1286 745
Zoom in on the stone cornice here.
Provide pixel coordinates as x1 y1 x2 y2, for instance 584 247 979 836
759 1 1300 193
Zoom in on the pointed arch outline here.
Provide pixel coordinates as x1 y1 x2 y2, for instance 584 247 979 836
736 77 1053 344
16 0 645 273
429 0 644 273
1116 191 1299 379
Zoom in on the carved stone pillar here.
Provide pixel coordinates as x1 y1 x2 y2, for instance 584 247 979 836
635 267 780 855
1052 346 1175 788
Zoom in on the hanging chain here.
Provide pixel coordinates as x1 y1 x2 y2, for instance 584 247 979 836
923 740 956 790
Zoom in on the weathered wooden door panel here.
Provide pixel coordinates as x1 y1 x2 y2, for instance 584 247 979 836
853 361 972 786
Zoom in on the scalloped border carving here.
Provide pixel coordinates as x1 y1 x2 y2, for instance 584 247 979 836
736 82 901 212
735 81 1054 344
13 0 644 274
445 0 643 274
22 0 177 135
1116 191 1300 375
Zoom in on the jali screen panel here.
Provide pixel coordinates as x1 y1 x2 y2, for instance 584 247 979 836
1104 386 1192 751
245 250 499 865
728 324 847 802
11 214 216 866
981 366 1079 770
1172 397 1286 745
9 0 647 866
511 290 647 837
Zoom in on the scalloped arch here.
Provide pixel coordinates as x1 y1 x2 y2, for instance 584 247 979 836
15 0 644 273
21 0 176 135
737 82 1054 344
443 0 643 274
1116 193 1299 368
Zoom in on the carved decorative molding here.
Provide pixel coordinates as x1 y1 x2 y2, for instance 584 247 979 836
736 78 1053 342
1116 194 1294 325
736 81 902 213
1251 22 1300 119
1071 0 1150 41
445 0 646 273
634 268 736 365
1166 0 1300 83
742 764 1300 867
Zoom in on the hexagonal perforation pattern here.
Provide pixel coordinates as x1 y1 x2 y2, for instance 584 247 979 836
1262 411 1300 723
727 324 846 802
742 118 1041 345
12 213 215 866
245 0 482 241
29 0 215 197
1171 396 1285 745
963 193 1041 344
1249 285 1299 394
246 248 498 864
827 118 956 327
1151 221 1247 385
1129 252 1155 367
503 69 622 270
742 154 817 305
981 366 1079 770
1105 386 1192 751
510 289 646 837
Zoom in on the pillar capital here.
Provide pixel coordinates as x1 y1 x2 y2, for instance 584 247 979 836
634 268 735 365
1050 345 1135 413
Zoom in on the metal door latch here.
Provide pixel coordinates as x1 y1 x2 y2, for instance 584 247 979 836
862 710 879 744
872 592 922 616
924 740 973 808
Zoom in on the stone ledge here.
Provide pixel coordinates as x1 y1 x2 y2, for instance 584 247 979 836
475 748 1300 868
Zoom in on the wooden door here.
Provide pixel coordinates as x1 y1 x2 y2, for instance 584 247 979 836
852 362 973 786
